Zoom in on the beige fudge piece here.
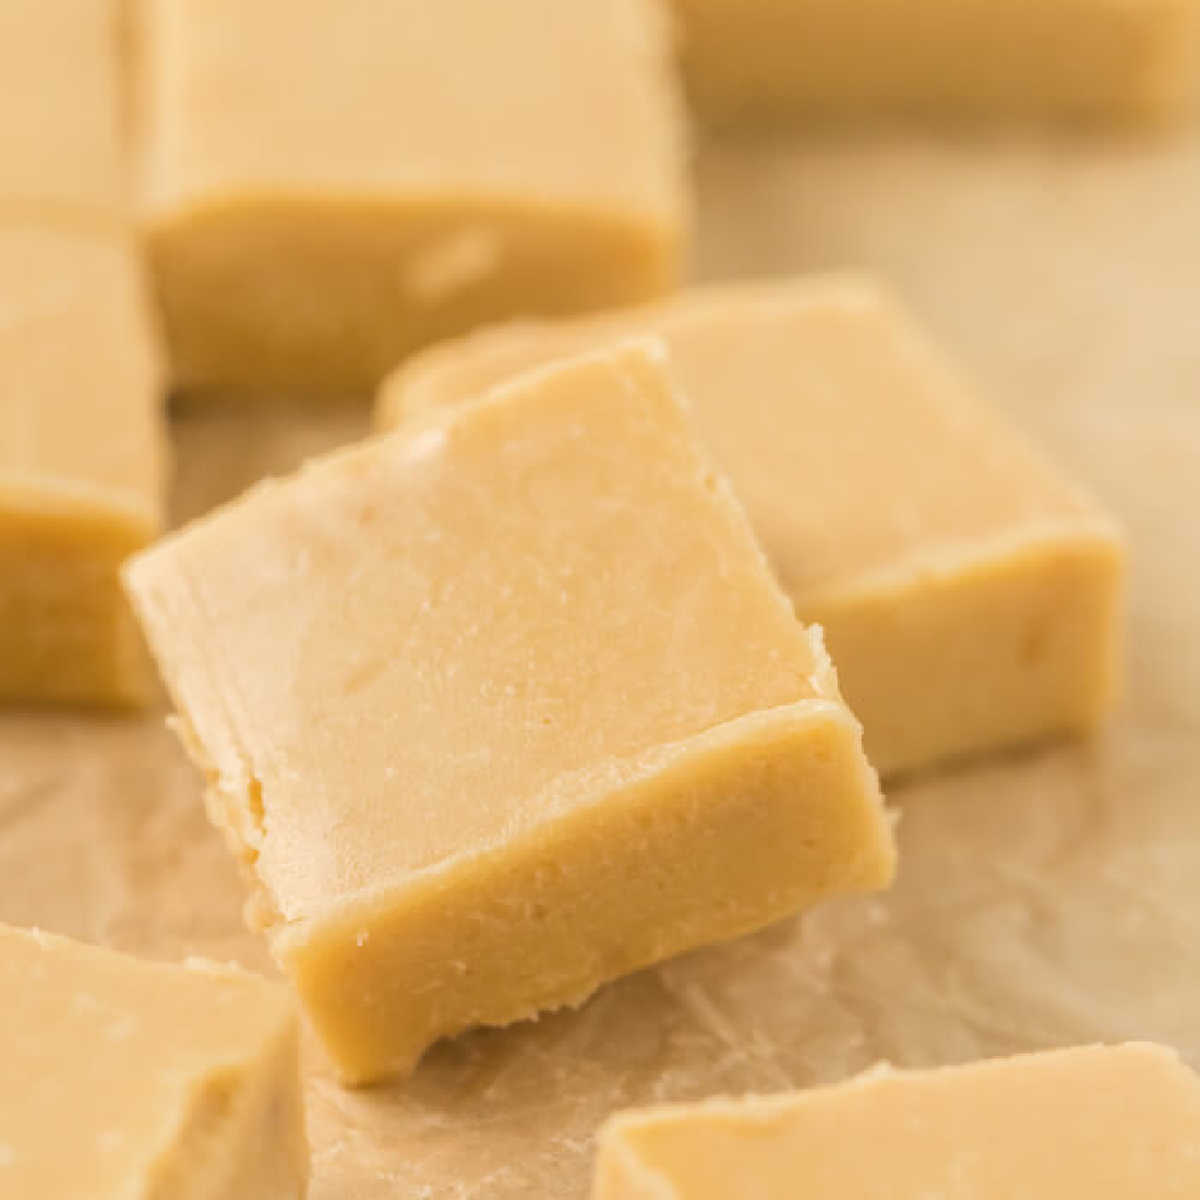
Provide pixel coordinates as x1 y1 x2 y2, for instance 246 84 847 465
378 278 1124 776
594 1043 1200 1198
0 0 127 215
669 0 1200 124
136 0 688 400
0 223 165 706
124 343 894 1083
0 923 306 1200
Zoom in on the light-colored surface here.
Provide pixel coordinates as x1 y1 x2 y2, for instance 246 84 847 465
137 0 688 397
0 226 163 510
1 121 1198 1195
0 0 126 218
379 278 1124 775
0 223 165 704
124 343 892 1081
670 0 1200 123
593 1043 1200 1198
378 281 1105 594
0 922 305 1200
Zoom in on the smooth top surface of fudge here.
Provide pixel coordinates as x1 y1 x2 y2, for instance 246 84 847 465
139 0 684 229
380 277 1117 608
595 1043 1200 1198
0 0 126 214
125 343 834 927
0 923 298 1200
0 223 164 524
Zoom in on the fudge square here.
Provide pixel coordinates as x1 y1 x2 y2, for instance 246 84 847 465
124 342 895 1084
135 0 688 400
378 277 1125 776
0 0 127 215
669 0 1200 124
0 923 306 1200
0 223 165 706
593 1043 1200 1199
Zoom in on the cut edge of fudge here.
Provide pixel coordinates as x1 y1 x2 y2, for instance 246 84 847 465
269 670 893 1083
804 521 1126 776
125 340 894 1083
140 194 688 399
0 476 162 706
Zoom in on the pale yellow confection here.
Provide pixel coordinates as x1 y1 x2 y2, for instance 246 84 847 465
0 223 166 706
378 277 1125 776
0 923 306 1200
135 0 688 400
124 342 894 1084
669 0 1200 124
593 1043 1200 1199
0 0 127 216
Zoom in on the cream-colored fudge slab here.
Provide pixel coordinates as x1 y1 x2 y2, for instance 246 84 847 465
669 0 1200 124
0 223 166 706
136 0 688 399
593 1043 1200 1199
378 277 1125 776
0 923 306 1200
0 0 126 215
124 342 893 1083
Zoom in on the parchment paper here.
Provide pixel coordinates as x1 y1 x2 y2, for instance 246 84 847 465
4 124 1200 1198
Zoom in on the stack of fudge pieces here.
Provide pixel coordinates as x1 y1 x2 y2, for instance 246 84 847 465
3 1 1199 1197
0 0 164 706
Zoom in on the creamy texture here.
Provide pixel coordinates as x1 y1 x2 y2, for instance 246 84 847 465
0 224 165 705
378 276 1125 774
0 227 163 510
0 923 306 1200
136 0 689 397
594 1043 1200 1198
125 343 893 1081
669 0 1200 123
382 278 1105 593
2 98 1197 1200
0 0 126 217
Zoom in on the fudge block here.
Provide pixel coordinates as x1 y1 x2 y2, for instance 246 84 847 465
135 0 688 399
0 224 165 706
669 0 1200 124
377 277 1125 776
594 1043 1200 1198
0 923 306 1200
0 0 127 215
124 342 894 1083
